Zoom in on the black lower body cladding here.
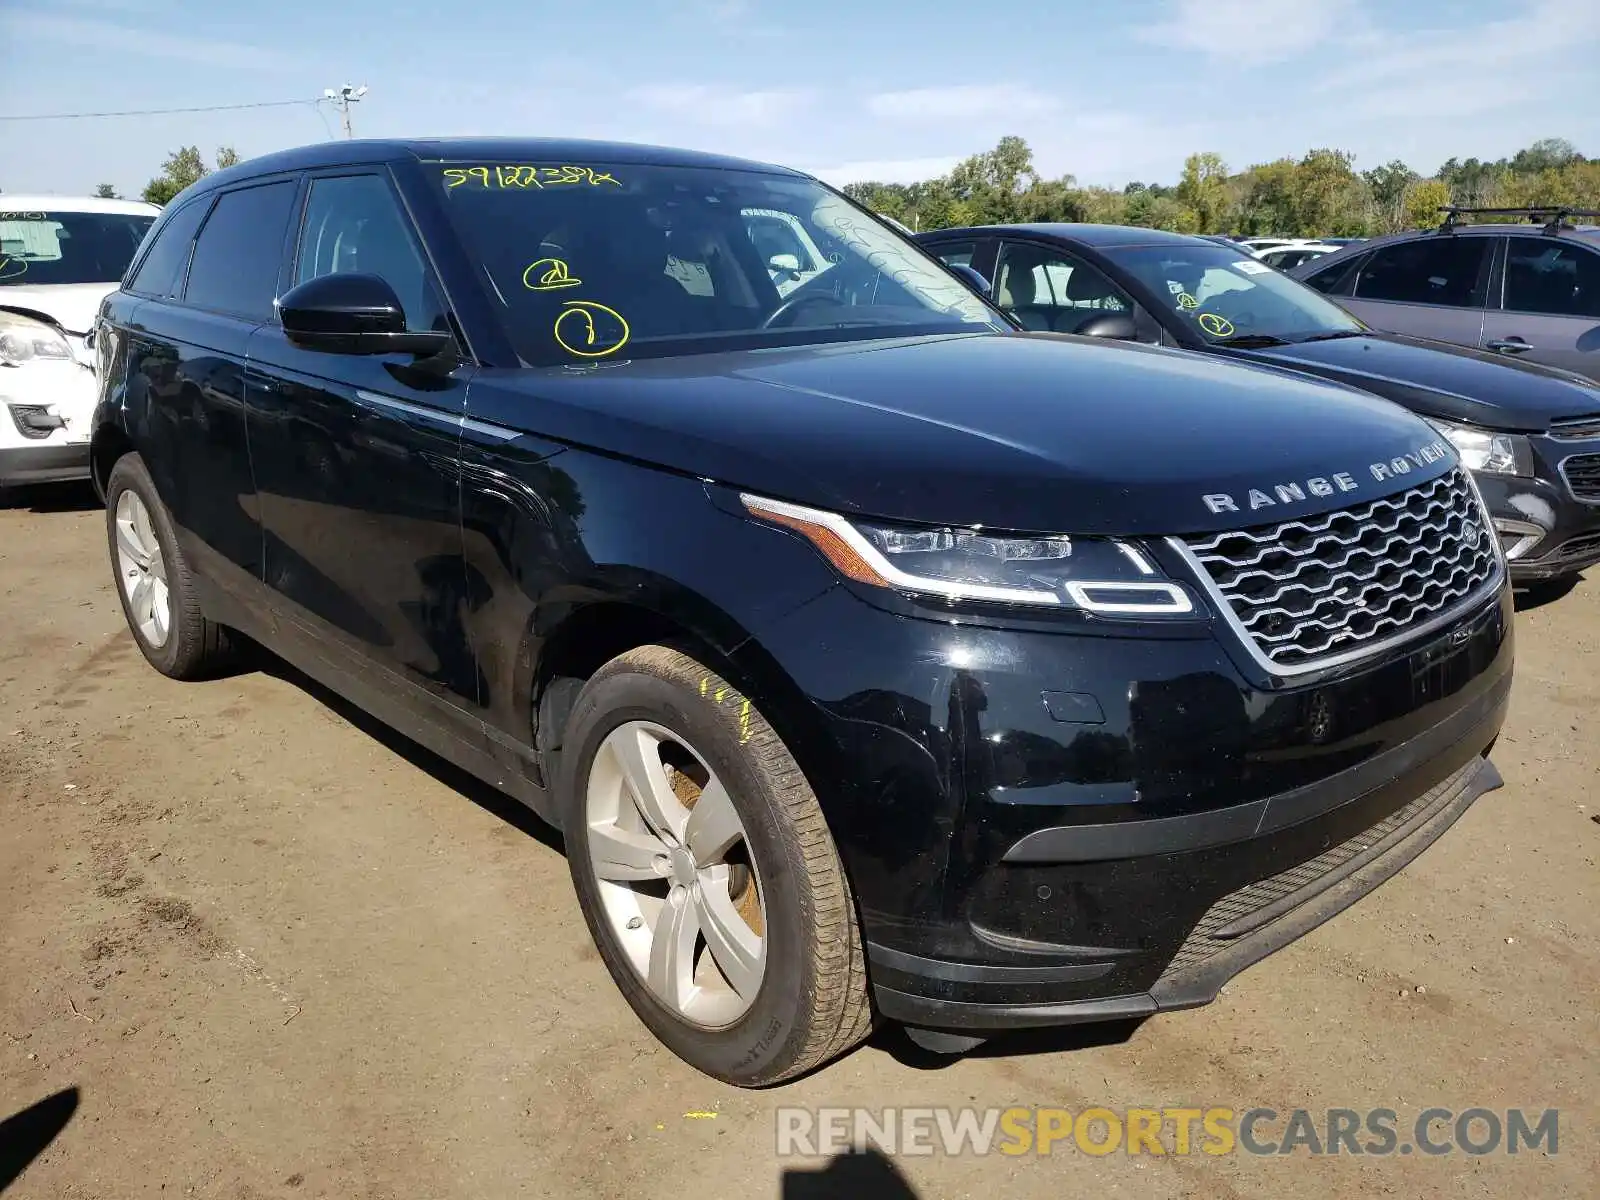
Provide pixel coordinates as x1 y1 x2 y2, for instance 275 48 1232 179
741 579 1513 1034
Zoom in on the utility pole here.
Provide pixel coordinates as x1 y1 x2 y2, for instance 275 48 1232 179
322 85 368 139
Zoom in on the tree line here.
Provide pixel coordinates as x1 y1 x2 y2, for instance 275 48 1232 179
844 136 1599 237
91 146 241 205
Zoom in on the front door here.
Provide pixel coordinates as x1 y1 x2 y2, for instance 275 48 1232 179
1481 235 1600 381
245 169 483 731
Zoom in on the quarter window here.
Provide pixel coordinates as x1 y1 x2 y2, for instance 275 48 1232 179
1354 238 1490 309
931 242 977 269
1503 237 1600 318
126 198 209 298
294 174 448 333
183 182 297 320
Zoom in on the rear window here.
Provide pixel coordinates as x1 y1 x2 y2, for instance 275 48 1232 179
126 198 210 297
182 183 297 321
0 208 156 287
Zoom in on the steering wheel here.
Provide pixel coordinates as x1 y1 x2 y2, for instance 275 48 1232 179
761 292 840 330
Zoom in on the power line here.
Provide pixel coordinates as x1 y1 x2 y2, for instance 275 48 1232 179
0 98 322 123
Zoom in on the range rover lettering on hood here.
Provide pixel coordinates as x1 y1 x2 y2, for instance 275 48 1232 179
1202 438 1451 516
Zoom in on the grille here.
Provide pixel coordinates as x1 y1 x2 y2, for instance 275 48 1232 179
1548 415 1600 441
1184 469 1497 670
1559 453 1600 502
1551 531 1600 565
1160 759 1475 979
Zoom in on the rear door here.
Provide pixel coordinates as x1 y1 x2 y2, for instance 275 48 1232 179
1480 235 1600 381
1340 235 1491 348
244 168 486 734
120 181 298 608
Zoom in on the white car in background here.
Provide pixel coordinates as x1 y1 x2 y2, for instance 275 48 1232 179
1 195 159 494
1257 241 1342 271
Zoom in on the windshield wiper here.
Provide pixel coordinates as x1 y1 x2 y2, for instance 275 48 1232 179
1296 330 1365 343
1215 334 1290 348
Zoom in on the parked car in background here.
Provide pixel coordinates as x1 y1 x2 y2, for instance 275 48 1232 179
1292 207 1600 382
1258 241 1341 271
1 195 159 492
1237 236 1303 254
92 138 1511 1085
919 223 1600 581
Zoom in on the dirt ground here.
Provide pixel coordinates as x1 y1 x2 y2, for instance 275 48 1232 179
2 481 1595 1200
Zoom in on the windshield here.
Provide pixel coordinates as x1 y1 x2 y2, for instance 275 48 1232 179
0 209 155 287
1104 242 1364 345
428 161 1003 364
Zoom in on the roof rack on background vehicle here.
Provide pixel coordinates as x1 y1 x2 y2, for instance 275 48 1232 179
1435 205 1600 234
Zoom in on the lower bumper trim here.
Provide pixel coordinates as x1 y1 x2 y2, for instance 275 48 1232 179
872 752 1503 1034
0 442 91 487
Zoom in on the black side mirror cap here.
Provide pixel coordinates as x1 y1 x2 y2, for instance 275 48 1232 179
278 272 453 357
1072 312 1139 341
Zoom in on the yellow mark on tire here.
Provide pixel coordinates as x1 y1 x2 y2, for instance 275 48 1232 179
714 687 728 704
699 677 709 697
739 699 751 744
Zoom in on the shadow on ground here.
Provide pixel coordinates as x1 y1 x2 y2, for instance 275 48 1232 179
0 1087 80 1194
781 1147 918 1198
1513 575 1582 612
0 482 99 515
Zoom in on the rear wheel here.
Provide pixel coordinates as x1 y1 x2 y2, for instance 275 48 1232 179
559 645 872 1085
104 453 234 679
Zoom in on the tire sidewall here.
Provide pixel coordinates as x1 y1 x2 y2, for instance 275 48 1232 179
104 455 185 676
559 665 819 1085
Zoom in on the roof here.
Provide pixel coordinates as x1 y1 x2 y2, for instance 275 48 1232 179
0 195 160 216
191 137 805 195
920 222 1219 249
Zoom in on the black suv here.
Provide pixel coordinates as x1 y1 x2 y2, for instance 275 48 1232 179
919 223 1600 582
92 139 1510 1086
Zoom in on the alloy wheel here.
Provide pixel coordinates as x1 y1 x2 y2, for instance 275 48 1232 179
113 491 171 648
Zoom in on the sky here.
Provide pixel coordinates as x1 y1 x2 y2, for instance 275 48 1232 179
2 0 1598 200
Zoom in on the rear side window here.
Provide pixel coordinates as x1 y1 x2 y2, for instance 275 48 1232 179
1503 237 1600 318
1354 238 1490 308
183 182 297 320
126 199 209 297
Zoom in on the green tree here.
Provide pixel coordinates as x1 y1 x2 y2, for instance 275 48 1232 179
93 183 119 199
1175 152 1229 232
1290 148 1369 236
1402 179 1452 230
141 145 241 206
1363 160 1416 234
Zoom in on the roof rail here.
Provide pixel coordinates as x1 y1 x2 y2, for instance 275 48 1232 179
1437 205 1600 234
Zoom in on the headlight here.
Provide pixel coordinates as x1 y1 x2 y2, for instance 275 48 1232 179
0 311 74 367
741 493 1195 615
1425 418 1532 477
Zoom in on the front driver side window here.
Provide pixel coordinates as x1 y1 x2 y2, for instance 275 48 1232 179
994 242 1132 334
294 174 448 333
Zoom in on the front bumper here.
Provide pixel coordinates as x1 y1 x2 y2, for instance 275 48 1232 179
744 577 1512 1034
0 355 97 488
1477 453 1600 581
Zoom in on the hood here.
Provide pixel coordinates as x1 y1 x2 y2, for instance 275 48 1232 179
1233 331 1600 432
0 282 117 336
476 332 1456 536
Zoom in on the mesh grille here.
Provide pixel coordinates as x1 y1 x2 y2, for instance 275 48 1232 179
1559 453 1600 502
1161 760 1476 978
1185 470 1497 670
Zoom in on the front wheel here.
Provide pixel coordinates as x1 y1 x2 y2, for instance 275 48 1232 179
559 645 872 1085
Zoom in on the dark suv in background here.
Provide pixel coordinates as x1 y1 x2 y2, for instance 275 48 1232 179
91 139 1511 1085
920 222 1600 582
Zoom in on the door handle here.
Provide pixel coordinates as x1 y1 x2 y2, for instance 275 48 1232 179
1486 338 1534 354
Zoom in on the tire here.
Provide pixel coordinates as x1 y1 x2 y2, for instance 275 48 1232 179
104 452 234 680
558 645 873 1086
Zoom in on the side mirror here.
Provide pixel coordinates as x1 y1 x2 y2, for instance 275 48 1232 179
278 272 453 357
1072 312 1138 341
948 263 991 294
